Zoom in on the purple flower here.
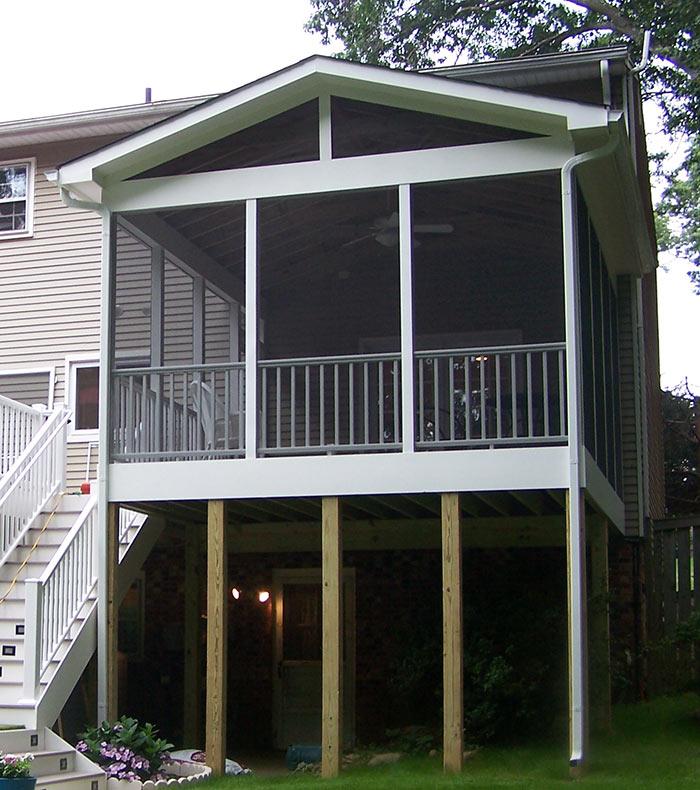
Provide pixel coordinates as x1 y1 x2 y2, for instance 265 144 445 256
105 762 127 777
76 741 89 753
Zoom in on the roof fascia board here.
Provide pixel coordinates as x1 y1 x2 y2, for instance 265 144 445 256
103 135 574 214
58 56 609 191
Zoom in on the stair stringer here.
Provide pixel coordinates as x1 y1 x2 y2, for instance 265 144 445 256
0 508 164 729
118 512 165 604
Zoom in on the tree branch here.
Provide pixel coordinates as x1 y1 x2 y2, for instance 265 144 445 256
517 23 606 57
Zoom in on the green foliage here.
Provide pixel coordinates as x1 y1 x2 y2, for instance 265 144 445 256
307 0 700 291
77 716 173 781
673 612 700 645
0 754 34 778
662 384 699 514
386 560 564 744
384 725 436 754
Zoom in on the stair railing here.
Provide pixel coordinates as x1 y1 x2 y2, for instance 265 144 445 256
23 494 98 702
0 408 70 569
0 396 48 477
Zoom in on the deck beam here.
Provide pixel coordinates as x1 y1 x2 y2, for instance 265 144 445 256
321 496 343 778
206 500 228 775
442 492 463 773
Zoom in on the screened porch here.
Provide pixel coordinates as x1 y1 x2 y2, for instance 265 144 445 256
110 172 568 462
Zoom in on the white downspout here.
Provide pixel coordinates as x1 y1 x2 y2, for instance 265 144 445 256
561 123 620 768
60 186 113 723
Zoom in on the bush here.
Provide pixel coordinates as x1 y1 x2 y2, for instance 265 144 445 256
77 716 173 781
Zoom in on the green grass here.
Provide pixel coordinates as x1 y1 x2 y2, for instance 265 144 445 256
202 694 700 788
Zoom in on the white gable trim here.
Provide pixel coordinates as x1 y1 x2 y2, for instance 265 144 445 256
103 135 574 213
58 56 610 192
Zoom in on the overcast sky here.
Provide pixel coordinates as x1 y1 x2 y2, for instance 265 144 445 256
2 0 696 391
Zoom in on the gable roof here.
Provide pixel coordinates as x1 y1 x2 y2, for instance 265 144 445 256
57 54 612 195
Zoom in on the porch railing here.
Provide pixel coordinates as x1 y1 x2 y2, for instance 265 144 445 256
415 343 567 448
23 494 98 701
111 363 245 460
0 395 47 478
259 352 401 455
0 407 70 568
110 344 566 460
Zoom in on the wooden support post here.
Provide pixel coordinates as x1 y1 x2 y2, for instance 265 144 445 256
106 503 119 721
322 497 342 779
589 519 611 732
566 490 588 777
206 501 228 776
183 525 202 746
441 492 463 773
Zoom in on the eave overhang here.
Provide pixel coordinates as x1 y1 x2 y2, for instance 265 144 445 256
57 54 612 197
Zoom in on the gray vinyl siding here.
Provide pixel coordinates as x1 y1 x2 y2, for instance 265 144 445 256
0 139 108 491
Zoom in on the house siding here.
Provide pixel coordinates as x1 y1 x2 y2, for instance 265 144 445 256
0 139 109 490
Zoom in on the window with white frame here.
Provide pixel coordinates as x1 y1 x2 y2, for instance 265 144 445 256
67 358 100 438
0 160 34 237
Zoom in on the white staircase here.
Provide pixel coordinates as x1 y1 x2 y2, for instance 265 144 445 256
0 727 105 790
0 397 163 730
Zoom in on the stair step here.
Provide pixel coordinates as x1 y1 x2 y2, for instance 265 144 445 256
49 496 91 514
30 748 76 776
0 728 45 750
35 770 105 790
0 562 47 583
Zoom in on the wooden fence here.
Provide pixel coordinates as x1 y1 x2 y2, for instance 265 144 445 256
648 515 700 693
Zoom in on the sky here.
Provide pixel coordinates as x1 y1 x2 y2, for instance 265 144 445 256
2 0 697 392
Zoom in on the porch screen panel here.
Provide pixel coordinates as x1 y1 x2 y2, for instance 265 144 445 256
411 174 566 449
258 187 401 454
576 185 622 493
114 224 152 368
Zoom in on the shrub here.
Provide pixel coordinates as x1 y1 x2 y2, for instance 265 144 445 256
77 716 173 782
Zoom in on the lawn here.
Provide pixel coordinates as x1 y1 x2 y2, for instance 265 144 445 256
203 694 700 788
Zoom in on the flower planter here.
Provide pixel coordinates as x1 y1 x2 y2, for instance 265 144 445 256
106 761 211 790
0 779 36 790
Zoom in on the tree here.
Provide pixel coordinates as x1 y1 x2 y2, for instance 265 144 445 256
307 1 700 291
662 384 699 515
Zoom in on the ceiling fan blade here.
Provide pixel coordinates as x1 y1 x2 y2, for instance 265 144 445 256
414 223 454 234
341 232 376 249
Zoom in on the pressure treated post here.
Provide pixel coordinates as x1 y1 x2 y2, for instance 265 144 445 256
589 518 611 732
183 526 202 745
441 492 463 773
106 502 119 720
206 500 228 776
321 496 342 778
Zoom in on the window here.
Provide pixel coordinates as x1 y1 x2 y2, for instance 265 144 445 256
0 160 34 237
66 358 99 439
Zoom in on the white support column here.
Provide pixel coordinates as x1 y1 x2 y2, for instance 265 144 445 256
398 184 415 452
97 209 115 723
229 300 240 412
245 200 258 459
193 275 205 365
21 580 41 702
150 245 164 367
319 94 332 161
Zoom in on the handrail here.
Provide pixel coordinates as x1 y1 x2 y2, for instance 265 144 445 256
1 396 47 477
23 494 98 702
0 394 42 416
0 408 70 568
414 341 566 358
113 361 245 376
260 351 401 367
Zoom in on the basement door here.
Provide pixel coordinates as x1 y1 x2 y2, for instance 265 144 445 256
272 569 356 750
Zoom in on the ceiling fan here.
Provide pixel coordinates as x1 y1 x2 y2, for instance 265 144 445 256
343 211 454 248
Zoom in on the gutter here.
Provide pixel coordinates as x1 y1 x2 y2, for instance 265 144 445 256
561 122 621 769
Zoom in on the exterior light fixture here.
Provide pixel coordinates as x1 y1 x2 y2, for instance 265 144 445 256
258 591 270 604
231 587 241 600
